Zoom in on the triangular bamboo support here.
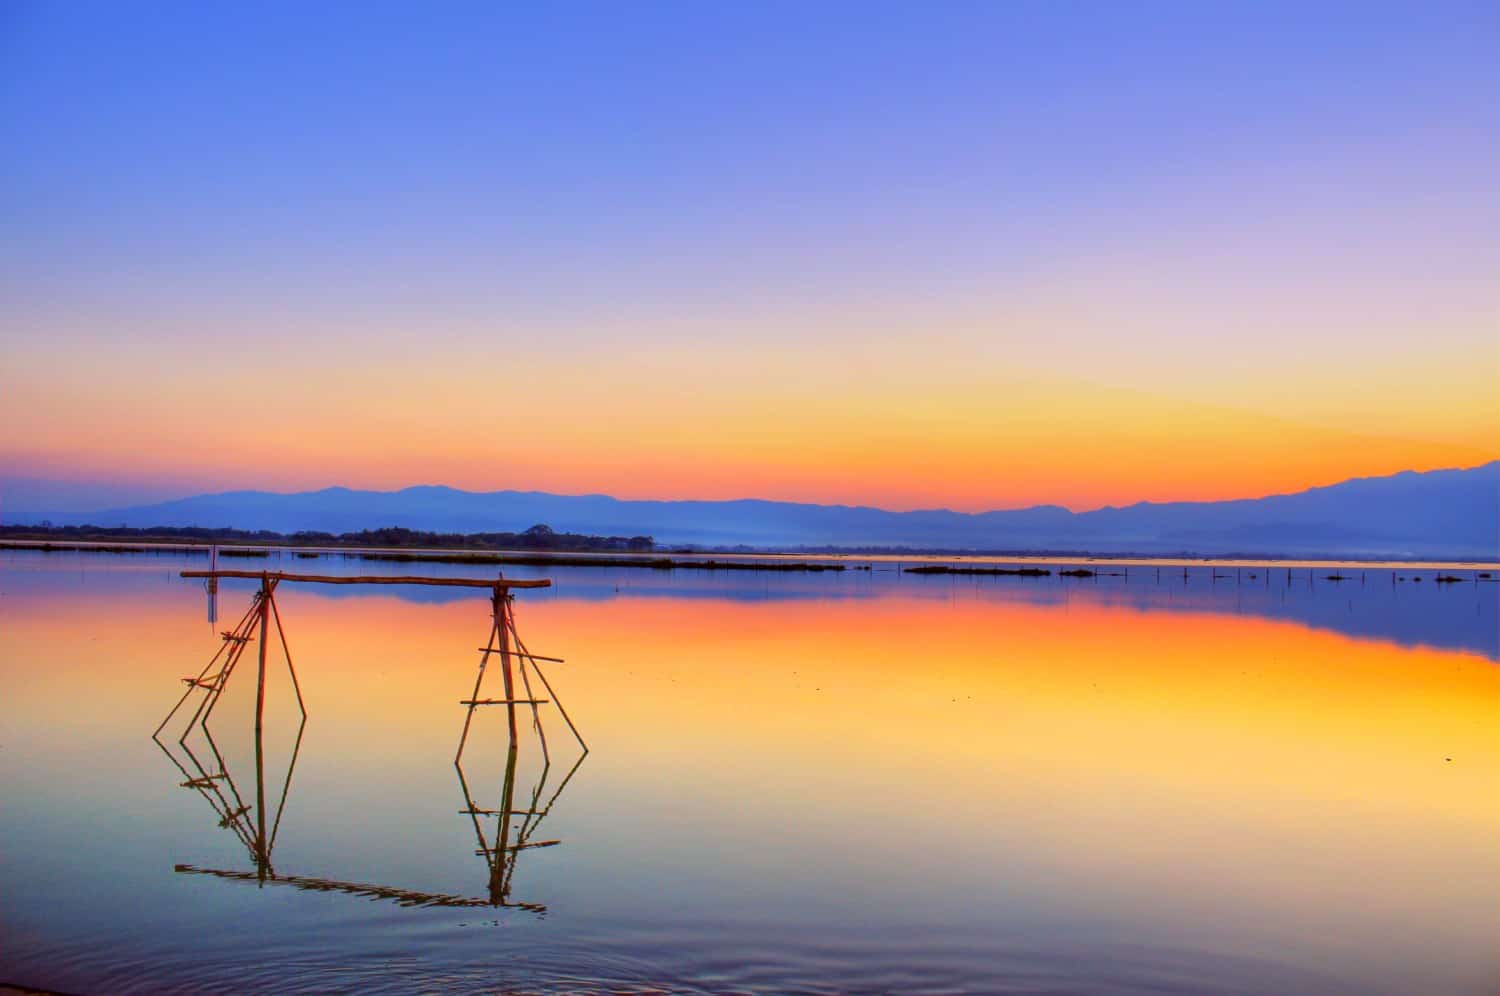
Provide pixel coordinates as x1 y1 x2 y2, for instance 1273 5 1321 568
159 570 581 911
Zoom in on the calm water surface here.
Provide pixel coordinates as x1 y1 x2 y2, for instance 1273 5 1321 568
2 550 1497 994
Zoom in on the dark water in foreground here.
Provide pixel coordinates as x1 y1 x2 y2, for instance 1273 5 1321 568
2 550 1497 994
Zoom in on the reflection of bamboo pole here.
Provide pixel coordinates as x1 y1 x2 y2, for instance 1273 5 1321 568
200 721 257 854
454 755 493 889
155 728 257 856
268 712 307 861
452 711 585 912
491 731 520 906
174 864 541 911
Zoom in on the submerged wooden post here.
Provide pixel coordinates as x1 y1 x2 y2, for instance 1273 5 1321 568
494 585 519 747
254 574 271 881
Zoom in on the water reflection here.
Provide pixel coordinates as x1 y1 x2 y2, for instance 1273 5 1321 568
5 547 1494 657
5 551 1498 994
456 719 587 913
154 702 306 882
164 709 583 912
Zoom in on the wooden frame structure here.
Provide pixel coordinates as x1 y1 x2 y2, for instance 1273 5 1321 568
156 569 585 909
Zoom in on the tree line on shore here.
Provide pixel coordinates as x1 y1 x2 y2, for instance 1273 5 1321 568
0 522 655 553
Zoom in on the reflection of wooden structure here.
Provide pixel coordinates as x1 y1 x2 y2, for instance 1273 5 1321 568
169 708 583 912
157 569 584 911
155 574 306 880
457 706 586 911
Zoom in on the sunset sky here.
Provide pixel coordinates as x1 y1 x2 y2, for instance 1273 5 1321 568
2 2 1496 514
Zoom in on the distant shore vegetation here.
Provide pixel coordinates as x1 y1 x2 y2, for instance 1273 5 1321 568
1 524 1493 570
0 522 654 553
0 523 864 572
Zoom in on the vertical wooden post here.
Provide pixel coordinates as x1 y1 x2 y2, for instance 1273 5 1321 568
206 545 220 624
494 585 519 746
254 574 271 881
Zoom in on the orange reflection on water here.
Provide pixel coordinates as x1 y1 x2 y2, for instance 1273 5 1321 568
4 577 1499 990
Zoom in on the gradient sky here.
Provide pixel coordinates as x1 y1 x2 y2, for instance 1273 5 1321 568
2 1 1496 514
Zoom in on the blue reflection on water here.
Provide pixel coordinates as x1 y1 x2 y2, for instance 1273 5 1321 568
6 549 1495 659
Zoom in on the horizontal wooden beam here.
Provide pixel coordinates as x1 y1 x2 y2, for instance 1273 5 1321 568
477 647 564 663
180 570 550 590
476 840 560 855
460 698 550 706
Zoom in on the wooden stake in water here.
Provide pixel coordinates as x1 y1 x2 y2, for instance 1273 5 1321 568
494 586 520 747
254 573 271 882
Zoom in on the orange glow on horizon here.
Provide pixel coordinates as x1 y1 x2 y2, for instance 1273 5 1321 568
4 350 1495 512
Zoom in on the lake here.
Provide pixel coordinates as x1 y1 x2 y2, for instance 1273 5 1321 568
2 549 1497 994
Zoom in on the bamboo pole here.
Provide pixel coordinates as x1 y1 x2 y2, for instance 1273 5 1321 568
508 614 587 752
181 570 550 589
254 574 271 882
188 592 264 738
268 589 307 719
459 698 549 706
495 587 520 747
478 647 564 663
517 652 551 768
154 594 255 739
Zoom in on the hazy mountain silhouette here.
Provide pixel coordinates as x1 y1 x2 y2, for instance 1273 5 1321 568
44 461 1500 558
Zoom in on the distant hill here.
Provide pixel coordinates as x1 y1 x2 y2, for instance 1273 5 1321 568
32 461 1500 559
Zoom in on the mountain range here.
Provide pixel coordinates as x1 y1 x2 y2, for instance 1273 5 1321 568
18 461 1497 559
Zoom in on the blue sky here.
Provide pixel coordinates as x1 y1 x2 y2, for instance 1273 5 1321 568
1 1 1496 515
